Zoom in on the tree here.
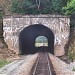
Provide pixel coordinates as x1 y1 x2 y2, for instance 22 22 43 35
0 1 8 48
62 0 75 56
11 0 67 14
51 0 67 14
62 0 75 15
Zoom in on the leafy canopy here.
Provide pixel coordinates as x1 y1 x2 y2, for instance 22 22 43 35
63 0 75 15
11 0 67 14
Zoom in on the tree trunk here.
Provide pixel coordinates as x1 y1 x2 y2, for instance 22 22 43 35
0 18 8 48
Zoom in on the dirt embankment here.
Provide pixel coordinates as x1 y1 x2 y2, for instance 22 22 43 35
0 40 18 60
0 48 18 60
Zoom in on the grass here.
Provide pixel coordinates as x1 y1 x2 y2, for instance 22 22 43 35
0 60 11 68
72 68 75 71
68 49 75 62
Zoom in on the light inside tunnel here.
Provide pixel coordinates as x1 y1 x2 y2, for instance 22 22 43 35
35 36 48 47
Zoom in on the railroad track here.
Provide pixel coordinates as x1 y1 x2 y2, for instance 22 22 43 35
0 54 38 75
30 52 56 75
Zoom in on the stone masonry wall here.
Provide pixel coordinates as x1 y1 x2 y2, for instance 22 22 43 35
3 15 70 56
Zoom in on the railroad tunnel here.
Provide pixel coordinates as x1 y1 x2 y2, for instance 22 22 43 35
19 24 54 55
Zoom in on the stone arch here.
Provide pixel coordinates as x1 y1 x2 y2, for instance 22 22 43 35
3 15 70 56
19 24 54 54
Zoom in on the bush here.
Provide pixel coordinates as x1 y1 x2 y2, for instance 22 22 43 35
10 0 66 14
0 12 3 18
0 60 11 68
68 50 75 62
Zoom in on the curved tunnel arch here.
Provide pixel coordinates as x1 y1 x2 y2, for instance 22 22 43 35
19 24 54 54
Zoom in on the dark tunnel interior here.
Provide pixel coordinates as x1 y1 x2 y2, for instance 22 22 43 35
19 24 54 55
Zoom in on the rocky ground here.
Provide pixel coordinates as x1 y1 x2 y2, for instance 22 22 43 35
0 48 18 61
49 53 75 75
0 53 75 75
0 37 18 60
0 53 38 75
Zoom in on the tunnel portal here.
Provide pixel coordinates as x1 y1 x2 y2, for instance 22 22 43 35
19 24 54 54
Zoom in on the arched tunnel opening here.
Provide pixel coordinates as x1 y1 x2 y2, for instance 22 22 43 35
19 24 54 55
35 36 48 52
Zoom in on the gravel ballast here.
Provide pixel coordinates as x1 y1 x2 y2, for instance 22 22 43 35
0 53 38 75
49 54 75 75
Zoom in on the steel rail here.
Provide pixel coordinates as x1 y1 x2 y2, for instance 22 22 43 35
46 53 52 75
32 53 41 75
30 52 55 75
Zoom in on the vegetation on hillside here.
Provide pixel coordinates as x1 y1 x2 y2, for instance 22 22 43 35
10 0 75 16
62 0 75 15
10 0 67 14
62 0 75 61
0 60 11 68
0 9 7 48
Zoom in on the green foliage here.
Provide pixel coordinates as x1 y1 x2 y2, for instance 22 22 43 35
11 0 67 14
52 0 67 14
11 0 36 14
11 0 21 13
35 36 48 43
62 0 75 15
0 12 3 18
22 0 38 14
68 50 75 62
0 60 11 68
72 68 75 71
